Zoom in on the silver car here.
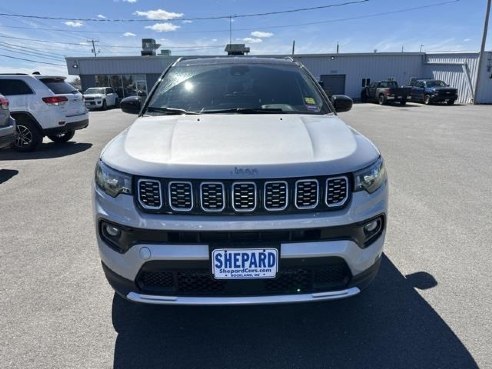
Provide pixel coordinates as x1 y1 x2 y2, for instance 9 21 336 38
93 57 388 305
0 94 16 149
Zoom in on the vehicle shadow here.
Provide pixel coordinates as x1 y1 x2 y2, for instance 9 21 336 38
111 255 478 369
0 169 18 184
0 142 92 160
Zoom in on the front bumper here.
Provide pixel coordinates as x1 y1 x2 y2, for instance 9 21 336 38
85 99 104 108
94 181 388 304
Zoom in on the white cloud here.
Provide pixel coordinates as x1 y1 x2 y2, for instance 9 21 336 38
145 23 180 32
182 20 193 24
134 9 183 20
251 31 273 38
124 0 137 2
212 39 218 42
97 14 107 19
64 21 83 28
243 37 263 44
123 32 136 37
464 38 471 42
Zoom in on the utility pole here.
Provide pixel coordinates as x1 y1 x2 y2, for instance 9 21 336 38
419 44 424 52
229 16 232 45
474 0 491 104
88 39 100 57
336 42 340 54
291 40 295 57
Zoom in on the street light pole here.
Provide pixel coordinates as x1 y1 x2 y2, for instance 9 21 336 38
474 0 491 104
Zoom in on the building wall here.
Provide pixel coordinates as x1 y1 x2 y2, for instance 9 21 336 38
424 53 479 104
66 52 492 104
295 53 425 98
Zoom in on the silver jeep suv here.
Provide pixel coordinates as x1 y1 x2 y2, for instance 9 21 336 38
0 74 88 151
93 57 388 305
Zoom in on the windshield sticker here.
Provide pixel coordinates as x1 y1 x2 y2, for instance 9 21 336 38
304 97 316 105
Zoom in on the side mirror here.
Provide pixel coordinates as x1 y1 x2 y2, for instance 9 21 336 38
331 95 353 113
120 96 142 114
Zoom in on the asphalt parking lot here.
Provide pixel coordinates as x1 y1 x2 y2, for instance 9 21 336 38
1 102 491 369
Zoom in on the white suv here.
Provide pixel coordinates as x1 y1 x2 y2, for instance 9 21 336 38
83 87 119 110
0 74 89 151
94 57 388 305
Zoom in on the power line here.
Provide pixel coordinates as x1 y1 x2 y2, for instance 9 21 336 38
0 41 67 60
0 54 65 66
0 1 369 22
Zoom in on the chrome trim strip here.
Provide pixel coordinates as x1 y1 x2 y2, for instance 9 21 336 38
326 176 349 208
137 179 162 210
232 182 257 212
168 181 193 212
200 182 226 212
294 179 319 209
264 181 289 211
127 287 360 305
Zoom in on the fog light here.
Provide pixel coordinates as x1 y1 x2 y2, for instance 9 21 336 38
105 224 121 237
364 220 379 233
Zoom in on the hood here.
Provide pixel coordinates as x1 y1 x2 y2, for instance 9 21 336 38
84 93 104 98
102 114 380 179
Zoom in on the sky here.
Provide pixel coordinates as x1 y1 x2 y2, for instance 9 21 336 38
0 0 490 80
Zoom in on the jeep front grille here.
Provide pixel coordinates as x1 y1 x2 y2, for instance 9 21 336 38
136 175 350 215
326 177 348 207
295 179 319 209
200 182 225 212
137 179 162 209
169 182 193 211
264 181 288 211
232 182 256 212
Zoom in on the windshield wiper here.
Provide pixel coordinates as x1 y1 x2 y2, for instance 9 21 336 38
200 107 285 114
146 107 199 115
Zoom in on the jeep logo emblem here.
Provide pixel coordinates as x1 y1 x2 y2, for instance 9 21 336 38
231 167 258 176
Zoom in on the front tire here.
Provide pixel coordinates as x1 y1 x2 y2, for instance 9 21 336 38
378 94 387 105
14 119 42 152
48 129 75 143
102 100 107 110
424 94 431 105
447 100 455 105
400 99 407 106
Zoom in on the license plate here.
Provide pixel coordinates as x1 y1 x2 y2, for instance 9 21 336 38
212 248 278 279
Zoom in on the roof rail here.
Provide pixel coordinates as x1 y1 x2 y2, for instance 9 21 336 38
0 73 28 75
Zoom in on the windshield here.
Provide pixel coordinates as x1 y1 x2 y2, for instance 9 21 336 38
40 78 78 94
146 62 331 115
84 88 105 94
426 80 447 88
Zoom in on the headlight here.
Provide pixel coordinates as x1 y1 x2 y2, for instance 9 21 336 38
95 160 132 197
354 157 387 193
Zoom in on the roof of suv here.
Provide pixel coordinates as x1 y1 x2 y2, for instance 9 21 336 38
175 56 297 67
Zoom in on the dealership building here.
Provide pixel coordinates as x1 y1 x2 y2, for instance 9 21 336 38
65 47 492 104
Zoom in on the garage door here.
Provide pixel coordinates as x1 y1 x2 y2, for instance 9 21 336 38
320 74 346 95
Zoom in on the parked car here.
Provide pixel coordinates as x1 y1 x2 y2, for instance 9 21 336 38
406 78 458 105
0 93 16 150
0 74 89 151
94 56 388 305
361 80 412 105
83 87 119 110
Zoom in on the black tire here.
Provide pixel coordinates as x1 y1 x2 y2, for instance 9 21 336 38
102 100 107 110
447 100 455 105
378 94 387 105
14 119 42 152
48 129 75 143
424 94 431 105
400 99 407 106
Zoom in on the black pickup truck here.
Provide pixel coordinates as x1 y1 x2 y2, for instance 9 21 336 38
361 80 412 105
406 78 458 105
